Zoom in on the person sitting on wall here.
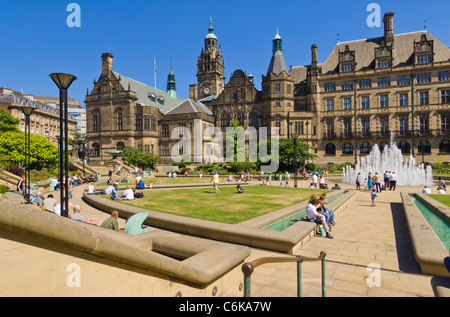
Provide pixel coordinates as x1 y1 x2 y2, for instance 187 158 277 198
306 199 333 239
331 184 341 190
136 179 145 189
422 186 431 194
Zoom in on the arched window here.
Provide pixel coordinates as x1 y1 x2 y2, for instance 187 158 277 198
398 141 410 154
234 113 245 126
92 143 101 157
325 143 336 155
116 142 125 151
342 143 353 155
249 112 259 128
220 113 230 130
439 140 450 153
360 142 372 154
418 141 431 154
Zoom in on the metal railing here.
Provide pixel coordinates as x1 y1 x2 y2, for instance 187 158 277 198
241 251 327 297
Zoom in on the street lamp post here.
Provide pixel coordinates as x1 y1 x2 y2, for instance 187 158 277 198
289 122 300 188
305 120 310 164
50 73 77 217
19 104 36 203
411 73 416 158
75 137 86 176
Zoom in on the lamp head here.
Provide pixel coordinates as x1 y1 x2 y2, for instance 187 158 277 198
49 73 77 89
19 105 36 116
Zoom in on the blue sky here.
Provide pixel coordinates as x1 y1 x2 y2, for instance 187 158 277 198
1 0 449 107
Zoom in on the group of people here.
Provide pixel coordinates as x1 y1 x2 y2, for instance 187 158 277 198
422 177 447 194
88 183 145 200
355 171 398 192
306 193 335 239
26 191 120 230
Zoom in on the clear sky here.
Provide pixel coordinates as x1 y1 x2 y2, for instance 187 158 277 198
1 0 449 107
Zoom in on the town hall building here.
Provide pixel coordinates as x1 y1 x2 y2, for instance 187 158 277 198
85 12 450 167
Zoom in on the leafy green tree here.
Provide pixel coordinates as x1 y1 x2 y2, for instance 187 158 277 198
122 147 141 166
0 109 20 133
0 131 58 169
122 147 159 169
256 138 316 173
138 152 159 169
226 118 256 173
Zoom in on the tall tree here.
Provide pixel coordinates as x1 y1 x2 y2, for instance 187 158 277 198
0 108 20 133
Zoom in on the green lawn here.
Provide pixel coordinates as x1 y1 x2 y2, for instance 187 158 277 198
427 194 450 207
97 176 213 187
104 185 330 224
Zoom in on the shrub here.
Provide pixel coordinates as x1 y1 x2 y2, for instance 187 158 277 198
305 163 316 172
7 164 23 176
0 185 8 195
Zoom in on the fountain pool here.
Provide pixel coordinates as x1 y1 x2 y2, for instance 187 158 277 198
343 135 433 187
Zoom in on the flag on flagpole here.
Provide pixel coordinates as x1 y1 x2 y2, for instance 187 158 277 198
154 57 157 73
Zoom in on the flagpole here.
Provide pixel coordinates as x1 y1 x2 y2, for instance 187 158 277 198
154 57 157 89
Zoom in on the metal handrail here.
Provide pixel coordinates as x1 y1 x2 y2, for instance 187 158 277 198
241 251 327 297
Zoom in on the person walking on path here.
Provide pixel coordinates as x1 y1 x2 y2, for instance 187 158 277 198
356 173 361 190
389 172 398 191
373 172 381 192
371 189 378 207
211 171 220 193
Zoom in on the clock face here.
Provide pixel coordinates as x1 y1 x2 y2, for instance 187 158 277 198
204 87 210 94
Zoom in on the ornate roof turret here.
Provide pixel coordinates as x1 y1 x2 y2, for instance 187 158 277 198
267 29 288 76
205 16 217 40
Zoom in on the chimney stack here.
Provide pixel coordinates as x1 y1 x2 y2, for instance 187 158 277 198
189 84 198 101
383 12 395 45
311 44 318 66
101 53 114 76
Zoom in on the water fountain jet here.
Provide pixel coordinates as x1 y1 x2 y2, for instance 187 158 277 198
342 134 433 187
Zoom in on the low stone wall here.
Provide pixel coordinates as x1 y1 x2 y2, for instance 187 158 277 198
400 192 450 278
83 189 356 254
0 197 250 296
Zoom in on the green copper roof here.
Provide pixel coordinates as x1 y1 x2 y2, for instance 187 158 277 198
273 28 282 51
273 28 282 40
205 17 217 40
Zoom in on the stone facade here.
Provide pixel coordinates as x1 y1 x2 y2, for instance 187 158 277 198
200 12 450 166
0 87 77 145
86 12 450 168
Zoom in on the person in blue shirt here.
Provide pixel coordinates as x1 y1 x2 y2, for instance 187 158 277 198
371 189 378 207
111 184 122 200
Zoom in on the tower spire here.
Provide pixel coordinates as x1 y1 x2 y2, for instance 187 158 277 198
167 59 176 99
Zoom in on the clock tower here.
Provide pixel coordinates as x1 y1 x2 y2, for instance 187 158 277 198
197 17 225 100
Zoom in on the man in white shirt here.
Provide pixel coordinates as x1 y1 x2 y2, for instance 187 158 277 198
306 199 333 239
53 202 72 216
389 172 398 191
121 186 134 200
312 174 318 188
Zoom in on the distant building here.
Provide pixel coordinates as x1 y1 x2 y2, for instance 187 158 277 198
0 87 77 144
34 96 86 135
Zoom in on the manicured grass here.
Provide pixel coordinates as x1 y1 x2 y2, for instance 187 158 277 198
104 185 330 224
427 194 450 207
97 177 213 187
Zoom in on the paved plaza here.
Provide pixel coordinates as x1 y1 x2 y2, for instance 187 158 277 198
4 176 439 297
